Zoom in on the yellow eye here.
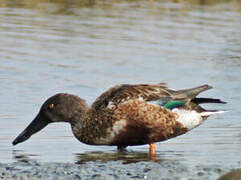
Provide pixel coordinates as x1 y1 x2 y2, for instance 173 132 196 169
48 104 54 110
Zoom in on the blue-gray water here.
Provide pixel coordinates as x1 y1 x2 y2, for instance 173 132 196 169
0 0 240 169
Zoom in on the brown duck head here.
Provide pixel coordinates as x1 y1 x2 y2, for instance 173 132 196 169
12 93 88 145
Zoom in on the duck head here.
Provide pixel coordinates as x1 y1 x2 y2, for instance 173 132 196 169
12 93 88 145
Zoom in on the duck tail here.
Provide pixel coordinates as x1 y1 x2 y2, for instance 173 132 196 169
192 98 227 104
200 110 227 117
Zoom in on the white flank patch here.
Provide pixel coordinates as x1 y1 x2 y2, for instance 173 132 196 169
172 108 204 130
96 120 127 144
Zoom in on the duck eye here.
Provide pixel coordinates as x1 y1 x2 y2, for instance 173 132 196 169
48 103 55 110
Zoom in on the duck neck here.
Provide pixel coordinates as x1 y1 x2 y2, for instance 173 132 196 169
70 104 89 127
69 104 91 143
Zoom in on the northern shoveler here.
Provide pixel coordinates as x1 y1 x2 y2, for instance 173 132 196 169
12 83 226 155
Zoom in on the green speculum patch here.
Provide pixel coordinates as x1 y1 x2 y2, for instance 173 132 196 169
164 101 185 110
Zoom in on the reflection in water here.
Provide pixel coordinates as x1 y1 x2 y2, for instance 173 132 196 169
75 151 164 164
75 148 186 164
13 150 166 164
12 150 39 163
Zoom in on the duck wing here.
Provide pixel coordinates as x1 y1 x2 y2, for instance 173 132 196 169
92 83 212 110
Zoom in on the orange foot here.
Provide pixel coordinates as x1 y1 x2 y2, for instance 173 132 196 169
149 143 156 161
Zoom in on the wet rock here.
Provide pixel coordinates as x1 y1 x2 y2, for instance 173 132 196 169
218 169 241 180
0 160 235 180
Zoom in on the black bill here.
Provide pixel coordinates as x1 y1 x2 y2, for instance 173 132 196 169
12 113 49 145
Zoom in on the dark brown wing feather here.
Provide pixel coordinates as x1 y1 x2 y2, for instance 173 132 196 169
92 83 174 109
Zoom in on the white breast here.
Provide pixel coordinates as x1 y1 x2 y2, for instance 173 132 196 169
172 108 204 130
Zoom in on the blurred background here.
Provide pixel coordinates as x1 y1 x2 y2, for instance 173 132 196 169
0 0 240 167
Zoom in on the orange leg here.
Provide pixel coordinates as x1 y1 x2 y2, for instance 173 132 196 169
149 143 156 161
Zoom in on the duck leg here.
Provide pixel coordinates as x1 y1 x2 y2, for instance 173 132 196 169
149 143 156 161
149 143 156 153
117 145 127 152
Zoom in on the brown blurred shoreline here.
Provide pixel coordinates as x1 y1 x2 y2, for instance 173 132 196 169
0 0 240 14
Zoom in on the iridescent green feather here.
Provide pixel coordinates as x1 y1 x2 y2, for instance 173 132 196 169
164 101 185 110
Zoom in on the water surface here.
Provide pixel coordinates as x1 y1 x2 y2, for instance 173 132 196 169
0 0 240 168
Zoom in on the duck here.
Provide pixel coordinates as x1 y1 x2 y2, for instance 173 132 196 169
12 83 226 155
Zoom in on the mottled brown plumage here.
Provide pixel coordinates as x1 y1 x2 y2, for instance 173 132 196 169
12 83 226 152
110 99 187 146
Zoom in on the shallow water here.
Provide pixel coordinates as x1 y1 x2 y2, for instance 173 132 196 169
0 0 240 169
